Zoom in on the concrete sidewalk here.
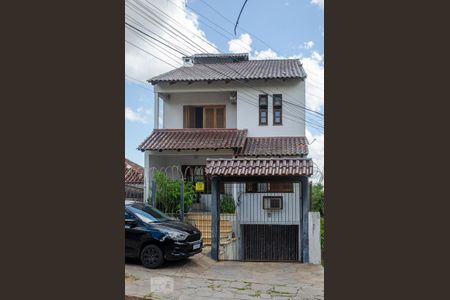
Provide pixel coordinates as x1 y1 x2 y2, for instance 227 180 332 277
125 252 324 300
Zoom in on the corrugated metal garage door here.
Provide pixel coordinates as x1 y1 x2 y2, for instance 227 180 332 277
242 224 299 261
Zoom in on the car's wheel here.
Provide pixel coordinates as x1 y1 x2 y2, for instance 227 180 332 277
140 244 164 269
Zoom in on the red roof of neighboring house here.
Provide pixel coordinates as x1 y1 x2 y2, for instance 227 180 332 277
138 129 248 151
236 136 309 157
205 158 313 177
125 158 144 184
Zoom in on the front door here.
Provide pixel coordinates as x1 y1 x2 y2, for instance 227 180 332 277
183 105 226 128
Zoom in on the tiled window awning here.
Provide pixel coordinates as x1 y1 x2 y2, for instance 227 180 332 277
138 129 248 152
237 136 309 157
205 158 314 177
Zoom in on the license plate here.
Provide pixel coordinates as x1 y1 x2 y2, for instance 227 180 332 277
193 242 201 250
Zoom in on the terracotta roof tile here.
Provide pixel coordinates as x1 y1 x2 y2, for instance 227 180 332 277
205 158 313 177
138 129 248 151
237 136 308 157
125 158 144 184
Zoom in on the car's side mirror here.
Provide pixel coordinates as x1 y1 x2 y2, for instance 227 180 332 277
125 219 137 227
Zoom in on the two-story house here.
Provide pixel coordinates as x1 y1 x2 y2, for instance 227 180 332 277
138 53 318 263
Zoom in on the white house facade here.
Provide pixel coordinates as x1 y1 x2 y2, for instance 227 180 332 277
138 53 318 263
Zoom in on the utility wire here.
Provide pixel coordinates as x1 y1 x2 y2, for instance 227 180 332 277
125 2 323 128
126 31 322 131
161 0 325 101
126 5 323 118
234 0 249 35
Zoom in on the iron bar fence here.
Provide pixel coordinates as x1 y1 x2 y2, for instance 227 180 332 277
144 165 304 261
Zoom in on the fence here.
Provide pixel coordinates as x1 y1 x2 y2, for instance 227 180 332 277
145 167 307 262
145 166 247 248
125 184 144 202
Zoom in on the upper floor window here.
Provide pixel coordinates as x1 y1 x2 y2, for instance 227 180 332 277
273 94 282 125
183 105 225 128
259 95 268 125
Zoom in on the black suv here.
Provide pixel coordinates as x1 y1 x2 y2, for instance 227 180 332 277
125 200 203 268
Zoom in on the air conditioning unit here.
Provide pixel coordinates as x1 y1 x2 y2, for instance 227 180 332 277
263 196 283 210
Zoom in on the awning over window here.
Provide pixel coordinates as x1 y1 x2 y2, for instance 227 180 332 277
138 128 248 152
205 158 313 177
237 136 309 157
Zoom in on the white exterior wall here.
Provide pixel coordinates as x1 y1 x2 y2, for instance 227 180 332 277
308 212 322 264
236 182 302 225
235 80 305 137
155 78 305 136
162 91 237 129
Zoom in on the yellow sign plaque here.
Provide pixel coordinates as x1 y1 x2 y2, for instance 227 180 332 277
195 182 205 192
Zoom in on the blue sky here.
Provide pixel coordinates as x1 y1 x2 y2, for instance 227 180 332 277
125 0 324 176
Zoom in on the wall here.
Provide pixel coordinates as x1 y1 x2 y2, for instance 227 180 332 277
308 212 322 264
236 182 302 225
162 91 237 129
155 78 305 136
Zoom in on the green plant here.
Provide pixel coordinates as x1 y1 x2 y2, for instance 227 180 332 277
311 183 324 216
220 193 236 213
320 217 324 266
153 171 194 214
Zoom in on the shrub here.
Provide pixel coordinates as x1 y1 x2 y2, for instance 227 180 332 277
320 217 325 266
153 171 194 214
311 183 324 216
220 194 236 213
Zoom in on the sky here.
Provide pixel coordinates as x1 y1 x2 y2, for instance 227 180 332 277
125 0 324 181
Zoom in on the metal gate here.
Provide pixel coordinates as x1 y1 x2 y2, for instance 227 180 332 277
219 181 302 261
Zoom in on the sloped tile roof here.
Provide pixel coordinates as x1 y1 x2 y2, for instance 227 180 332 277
149 59 306 84
125 158 144 184
138 129 248 151
205 158 313 177
236 136 309 157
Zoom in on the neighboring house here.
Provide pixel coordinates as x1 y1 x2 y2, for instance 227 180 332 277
138 53 318 263
125 158 144 201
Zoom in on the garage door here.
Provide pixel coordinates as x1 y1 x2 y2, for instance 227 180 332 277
242 224 299 261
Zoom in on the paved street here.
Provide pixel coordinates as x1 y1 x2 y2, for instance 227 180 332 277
125 250 324 300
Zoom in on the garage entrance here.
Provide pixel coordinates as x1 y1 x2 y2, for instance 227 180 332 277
215 180 303 262
206 158 313 263
242 224 299 261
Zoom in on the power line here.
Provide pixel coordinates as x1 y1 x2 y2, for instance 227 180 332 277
125 26 323 130
126 3 323 118
234 0 249 35
159 0 325 112
127 1 207 55
125 2 323 128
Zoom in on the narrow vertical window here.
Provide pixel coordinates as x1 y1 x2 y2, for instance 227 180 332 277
273 94 282 125
259 95 268 125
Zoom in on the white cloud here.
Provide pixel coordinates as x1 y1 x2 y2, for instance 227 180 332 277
302 51 324 112
228 33 252 53
311 0 324 9
253 48 279 60
303 41 314 49
306 128 324 183
125 107 150 124
125 0 218 81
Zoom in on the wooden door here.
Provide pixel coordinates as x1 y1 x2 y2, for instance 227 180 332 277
203 106 225 128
